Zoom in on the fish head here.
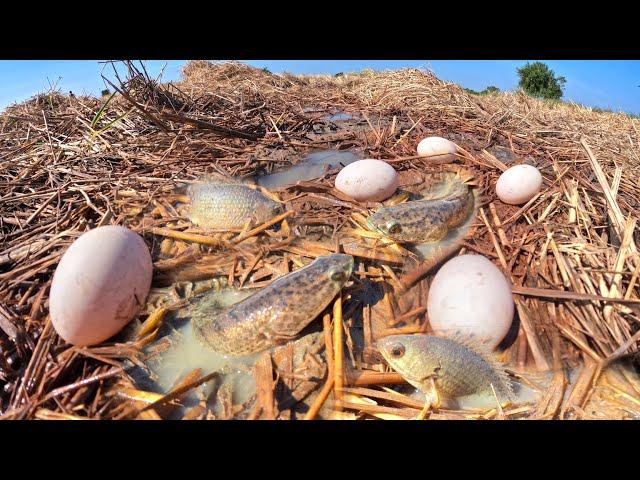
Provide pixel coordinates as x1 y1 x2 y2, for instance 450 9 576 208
377 334 434 385
367 207 415 243
304 253 354 290
254 195 285 222
282 254 354 316
321 253 354 287
266 198 285 217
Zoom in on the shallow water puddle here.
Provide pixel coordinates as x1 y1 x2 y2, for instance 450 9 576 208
139 153 494 417
256 149 362 190
324 111 356 122
133 286 259 419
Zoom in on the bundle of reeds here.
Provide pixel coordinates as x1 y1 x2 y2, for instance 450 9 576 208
1 60 638 420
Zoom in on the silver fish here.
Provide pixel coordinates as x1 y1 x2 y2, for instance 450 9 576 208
187 182 283 230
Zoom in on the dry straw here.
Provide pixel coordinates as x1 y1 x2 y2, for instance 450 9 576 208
1 60 639 419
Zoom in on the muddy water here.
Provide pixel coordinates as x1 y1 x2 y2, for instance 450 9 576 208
133 286 260 419
136 150 479 417
134 149 365 417
324 111 355 122
139 144 640 419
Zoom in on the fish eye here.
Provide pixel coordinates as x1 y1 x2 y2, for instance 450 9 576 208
385 220 402 235
330 270 347 283
390 343 405 358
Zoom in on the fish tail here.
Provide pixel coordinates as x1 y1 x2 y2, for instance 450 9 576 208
447 332 515 400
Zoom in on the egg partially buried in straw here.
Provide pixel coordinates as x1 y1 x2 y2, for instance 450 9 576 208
427 254 514 349
334 159 399 202
49 225 153 346
495 164 543 205
416 136 457 162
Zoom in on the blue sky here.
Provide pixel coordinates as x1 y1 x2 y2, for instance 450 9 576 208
1 60 639 115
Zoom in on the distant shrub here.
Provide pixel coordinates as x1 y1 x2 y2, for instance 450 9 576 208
517 62 566 100
591 106 640 118
262 67 271 74
101 89 110 97
464 85 500 96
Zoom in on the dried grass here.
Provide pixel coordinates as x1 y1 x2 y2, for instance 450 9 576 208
1 60 639 419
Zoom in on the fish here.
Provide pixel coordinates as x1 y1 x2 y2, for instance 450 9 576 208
187 182 284 230
377 334 514 405
367 171 475 244
256 150 361 190
190 253 354 356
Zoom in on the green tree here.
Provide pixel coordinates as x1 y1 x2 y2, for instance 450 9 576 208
517 62 566 100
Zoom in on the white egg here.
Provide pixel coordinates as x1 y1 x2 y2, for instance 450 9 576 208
427 254 514 349
495 164 543 205
334 159 398 202
49 225 153 346
416 136 457 161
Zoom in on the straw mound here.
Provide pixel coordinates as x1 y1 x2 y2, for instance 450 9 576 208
1 60 639 420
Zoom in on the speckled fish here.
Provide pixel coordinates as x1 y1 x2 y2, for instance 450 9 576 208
367 172 475 243
191 254 354 356
377 334 514 404
187 182 283 230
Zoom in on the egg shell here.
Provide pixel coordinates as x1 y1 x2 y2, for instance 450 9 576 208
334 159 399 202
49 226 153 346
416 136 457 161
495 164 543 205
427 254 514 349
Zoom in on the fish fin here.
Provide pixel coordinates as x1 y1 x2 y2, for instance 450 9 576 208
419 180 454 200
258 186 284 203
383 190 411 207
406 188 478 264
419 168 476 200
272 332 301 345
182 294 224 322
187 178 232 199
192 175 282 202
449 166 478 187
201 172 244 185
188 177 279 201
445 332 515 400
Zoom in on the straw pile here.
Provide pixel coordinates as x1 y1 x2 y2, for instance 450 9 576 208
1 60 639 420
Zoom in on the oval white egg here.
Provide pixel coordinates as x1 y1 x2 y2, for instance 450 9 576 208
50 225 153 346
495 164 543 205
334 159 398 202
427 254 514 349
416 136 457 161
